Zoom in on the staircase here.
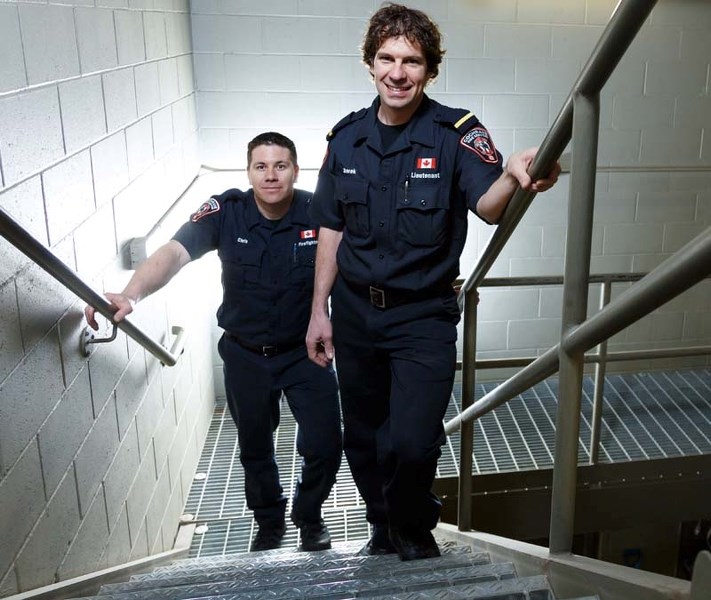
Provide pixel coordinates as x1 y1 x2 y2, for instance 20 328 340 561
67 539 599 600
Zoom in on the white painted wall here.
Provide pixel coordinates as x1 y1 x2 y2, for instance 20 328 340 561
191 0 710 378
0 1 214 596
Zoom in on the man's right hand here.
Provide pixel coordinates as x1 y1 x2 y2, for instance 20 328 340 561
84 292 135 331
306 311 334 368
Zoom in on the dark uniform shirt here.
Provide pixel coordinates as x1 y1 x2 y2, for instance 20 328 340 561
173 188 318 346
310 95 504 293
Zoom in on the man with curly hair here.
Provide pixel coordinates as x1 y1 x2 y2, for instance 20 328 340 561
306 3 559 561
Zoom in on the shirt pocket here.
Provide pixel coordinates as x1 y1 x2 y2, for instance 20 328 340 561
291 242 317 283
220 245 263 286
396 180 450 247
335 176 370 238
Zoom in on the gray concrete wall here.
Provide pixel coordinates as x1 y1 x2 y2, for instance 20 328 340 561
0 1 215 596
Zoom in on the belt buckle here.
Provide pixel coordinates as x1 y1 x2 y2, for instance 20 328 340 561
369 286 386 308
261 345 278 357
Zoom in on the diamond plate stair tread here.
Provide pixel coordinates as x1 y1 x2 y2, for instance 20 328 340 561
84 561 517 600
147 540 472 575
101 555 508 595
358 574 554 599
107 552 495 592
131 573 554 600
126 552 490 591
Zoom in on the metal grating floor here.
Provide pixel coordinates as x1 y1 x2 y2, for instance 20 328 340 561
185 368 711 557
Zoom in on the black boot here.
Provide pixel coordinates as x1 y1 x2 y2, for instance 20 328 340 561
388 526 440 561
299 519 332 551
358 523 397 556
250 522 286 552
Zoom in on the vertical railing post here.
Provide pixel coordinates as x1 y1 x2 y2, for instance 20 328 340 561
457 287 478 530
550 92 600 554
589 279 612 463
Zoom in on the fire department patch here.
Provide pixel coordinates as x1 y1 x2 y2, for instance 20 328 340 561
190 198 220 223
460 127 498 164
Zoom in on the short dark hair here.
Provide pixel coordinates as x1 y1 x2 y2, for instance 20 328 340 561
362 3 445 80
247 132 298 167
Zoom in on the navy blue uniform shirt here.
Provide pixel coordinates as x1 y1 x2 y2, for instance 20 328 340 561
310 95 504 293
173 188 318 345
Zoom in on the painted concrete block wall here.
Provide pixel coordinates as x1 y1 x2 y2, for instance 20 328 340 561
0 1 213 596
192 0 710 377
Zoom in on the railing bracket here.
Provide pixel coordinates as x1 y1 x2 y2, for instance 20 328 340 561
80 324 118 357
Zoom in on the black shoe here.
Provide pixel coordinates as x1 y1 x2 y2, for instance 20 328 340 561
358 523 397 556
388 527 441 561
250 522 286 552
299 519 331 551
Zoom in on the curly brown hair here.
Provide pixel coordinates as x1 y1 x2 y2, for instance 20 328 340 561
361 3 445 81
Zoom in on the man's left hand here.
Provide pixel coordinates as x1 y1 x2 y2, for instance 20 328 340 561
506 147 561 193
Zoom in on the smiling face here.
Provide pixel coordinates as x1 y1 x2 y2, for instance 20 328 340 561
372 35 430 125
247 144 299 220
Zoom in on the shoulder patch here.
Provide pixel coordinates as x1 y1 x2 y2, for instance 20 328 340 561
190 198 220 223
326 108 368 141
460 126 498 164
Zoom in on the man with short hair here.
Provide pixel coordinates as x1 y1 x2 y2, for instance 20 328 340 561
306 4 559 561
87 132 342 553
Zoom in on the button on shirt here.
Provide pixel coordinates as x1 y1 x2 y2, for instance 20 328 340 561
310 95 503 293
172 188 318 346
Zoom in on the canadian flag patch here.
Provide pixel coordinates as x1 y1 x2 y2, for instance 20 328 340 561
300 229 317 240
416 157 437 169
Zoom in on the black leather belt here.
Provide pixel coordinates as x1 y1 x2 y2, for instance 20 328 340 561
344 280 450 309
225 333 302 357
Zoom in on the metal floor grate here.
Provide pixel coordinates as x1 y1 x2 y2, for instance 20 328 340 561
185 368 711 557
437 368 711 476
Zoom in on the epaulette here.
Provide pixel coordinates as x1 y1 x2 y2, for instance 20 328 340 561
326 108 368 141
218 188 249 203
435 106 481 135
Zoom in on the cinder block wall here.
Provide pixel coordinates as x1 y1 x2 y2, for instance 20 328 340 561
0 1 215 596
191 0 710 376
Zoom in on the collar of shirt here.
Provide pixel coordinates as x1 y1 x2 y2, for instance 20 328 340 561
355 95 437 155
244 188 312 232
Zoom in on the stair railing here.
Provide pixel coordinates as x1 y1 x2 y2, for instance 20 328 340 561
455 271 711 462
0 207 186 366
447 0 711 554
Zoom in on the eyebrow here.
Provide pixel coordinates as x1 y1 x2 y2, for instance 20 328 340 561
376 51 424 62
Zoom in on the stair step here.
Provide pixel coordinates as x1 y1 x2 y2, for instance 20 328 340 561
105 552 493 593
76 561 517 600
152 573 553 600
125 550 490 589
141 540 473 581
361 574 554 599
161 539 468 572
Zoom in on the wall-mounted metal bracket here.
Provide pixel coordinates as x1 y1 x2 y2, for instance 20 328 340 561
80 324 118 357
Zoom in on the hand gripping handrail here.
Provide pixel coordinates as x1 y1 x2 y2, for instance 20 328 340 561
0 207 185 366
458 0 658 309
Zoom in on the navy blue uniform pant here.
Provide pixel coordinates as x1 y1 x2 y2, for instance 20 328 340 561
331 277 459 531
218 334 342 528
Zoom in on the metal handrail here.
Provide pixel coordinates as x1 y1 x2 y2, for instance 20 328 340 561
446 260 711 434
458 0 659 306
0 207 185 367
455 271 711 370
448 0 711 555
